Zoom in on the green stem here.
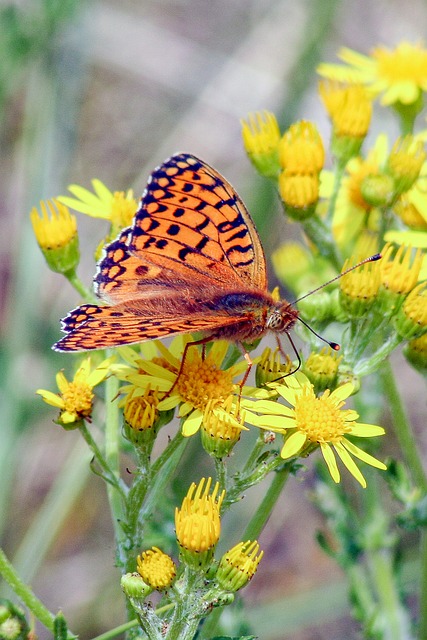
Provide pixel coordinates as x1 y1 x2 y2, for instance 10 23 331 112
151 430 186 476
242 465 291 541
354 333 401 376
65 269 96 301
242 434 266 476
418 532 427 640
326 161 345 226
214 457 227 494
79 422 127 498
368 548 413 640
380 361 427 491
91 619 139 640
104 370 127 563
302 215 341 270
381 361 427 640
0 548 76 639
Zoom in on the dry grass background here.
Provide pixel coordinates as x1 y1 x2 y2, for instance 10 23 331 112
1 0 427 638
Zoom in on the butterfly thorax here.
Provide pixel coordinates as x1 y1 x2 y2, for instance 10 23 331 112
266 300 299 334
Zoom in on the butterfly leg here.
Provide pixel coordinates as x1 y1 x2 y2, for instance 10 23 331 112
273 334 301 381
162 336 213 400
237 342 253 391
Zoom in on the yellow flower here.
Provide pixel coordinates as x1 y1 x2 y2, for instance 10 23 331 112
255 346 293 388
241 111 281 178
395 281 427 340
279 121 325 174
112 336 247 437
30 200 79 274
303 347 342 393
36 357 113 427
321 135 388 248
175 477 225 568
245 373 386 487
201 396 246 459
319 81 372 149
393 195 427 230
387 136 426 195
278 173 319 218
217 541 263 592
136 547 176 590
318 42 427 106
59 180 137 226
380 244 423 295
404 332 427 371
339 252 381 317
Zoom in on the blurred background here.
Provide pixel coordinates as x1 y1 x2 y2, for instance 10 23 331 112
1 0 427 638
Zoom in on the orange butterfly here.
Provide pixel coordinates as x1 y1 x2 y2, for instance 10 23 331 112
54 153 301 378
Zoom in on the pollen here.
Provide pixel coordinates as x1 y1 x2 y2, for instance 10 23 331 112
177 351 234 410
137 547 176 590
61 382 94 418
294 388 351 444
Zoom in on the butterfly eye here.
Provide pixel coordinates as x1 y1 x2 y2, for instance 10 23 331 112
266 307 297 332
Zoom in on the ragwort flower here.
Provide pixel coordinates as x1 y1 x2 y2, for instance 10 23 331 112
58 179 137 228
112 336 248 437
318 42 427 106
245 373 386 488
36 357 113 427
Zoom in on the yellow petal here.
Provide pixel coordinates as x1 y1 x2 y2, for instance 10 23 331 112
342 439 387 470
157 394 180 411
330 382 354 403
87 358 113 387
181 410 203 437
55 371 69 394
249 415 296 430
280 431 307 458
92 178 115 202
334 442 367 488
179 401 193 417
247 399 294 416
348 423 385 437
320 443 340 483
36 389 65 409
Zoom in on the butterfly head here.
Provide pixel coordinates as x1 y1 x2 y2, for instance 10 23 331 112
266 301 299 334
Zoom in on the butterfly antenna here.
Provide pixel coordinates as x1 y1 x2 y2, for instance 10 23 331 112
290 253 381 351
292 253 381 305
297 316 340 351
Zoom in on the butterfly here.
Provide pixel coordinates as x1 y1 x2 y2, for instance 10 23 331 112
54 153 301 381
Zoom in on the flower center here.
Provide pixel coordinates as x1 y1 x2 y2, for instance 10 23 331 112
176 352 234 410
62 382 94 417
294 389 350 444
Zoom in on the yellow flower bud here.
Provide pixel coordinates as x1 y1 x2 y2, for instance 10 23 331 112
241 111 281 178
395 282 427 340
136 547 176 590
30 200 79 275
387 136 426 195
217 541 263 592
279 121 325 174
279 172 319 219
175 478 224 569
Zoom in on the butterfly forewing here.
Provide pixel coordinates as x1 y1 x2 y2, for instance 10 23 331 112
54 153 273 352
129 154 267 290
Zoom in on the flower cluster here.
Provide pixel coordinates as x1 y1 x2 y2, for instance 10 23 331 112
29 38 427 640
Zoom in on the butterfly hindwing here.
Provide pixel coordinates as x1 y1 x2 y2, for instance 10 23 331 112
54 303 248 352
